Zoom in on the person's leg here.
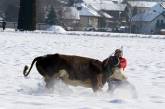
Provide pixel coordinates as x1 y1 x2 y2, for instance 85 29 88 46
107 79 118 91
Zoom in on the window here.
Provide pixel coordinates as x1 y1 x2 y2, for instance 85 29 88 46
161 20 165 28
161 20 164 24
156 20 160 27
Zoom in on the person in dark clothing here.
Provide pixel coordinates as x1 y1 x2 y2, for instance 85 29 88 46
2 20 6 31
105 49 127 91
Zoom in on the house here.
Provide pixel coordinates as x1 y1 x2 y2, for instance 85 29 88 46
77 3 101 31
126 1 157 18
131 2 165 34
83 0 127 32
61 7 80 30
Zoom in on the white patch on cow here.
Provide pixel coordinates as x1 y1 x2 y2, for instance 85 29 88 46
55 69 92 88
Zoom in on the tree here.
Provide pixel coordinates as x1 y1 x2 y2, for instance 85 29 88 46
45 6 58 25
17 0 36 31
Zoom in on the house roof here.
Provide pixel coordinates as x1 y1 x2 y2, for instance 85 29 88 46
78 4 101 17
100 11 113 18
62 7 80 20
127 1 157 8
83 0 126 11
132 2 165 22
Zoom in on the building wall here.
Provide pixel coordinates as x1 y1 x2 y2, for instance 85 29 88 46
132 21 156 34
137 7 149 14
79 16 99 30
151 15 165 33
127 6 149 17
133 15 165 34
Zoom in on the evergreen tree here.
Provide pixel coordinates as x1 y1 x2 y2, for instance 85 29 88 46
45 6 58 25
17 0 36 31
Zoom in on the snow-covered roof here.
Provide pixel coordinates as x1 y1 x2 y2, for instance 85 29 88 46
78 4 101 17
62 7 80 20
127 1 157 8
83 0 126 11
132 2 165 22
100 11 113 18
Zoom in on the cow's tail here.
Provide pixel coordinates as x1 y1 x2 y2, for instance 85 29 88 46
23 57 41 77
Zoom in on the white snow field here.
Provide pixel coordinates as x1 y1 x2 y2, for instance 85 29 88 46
0 30 165 109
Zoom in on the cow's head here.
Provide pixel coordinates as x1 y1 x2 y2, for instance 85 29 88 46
102 56 119 78
102 58 112 77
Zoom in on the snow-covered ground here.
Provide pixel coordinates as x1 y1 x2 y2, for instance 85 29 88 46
0 30 165 109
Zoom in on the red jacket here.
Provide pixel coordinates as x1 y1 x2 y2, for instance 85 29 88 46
119 57 127 70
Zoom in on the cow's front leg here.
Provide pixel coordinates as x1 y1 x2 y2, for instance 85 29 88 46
97 73 103 88
92 74 103 92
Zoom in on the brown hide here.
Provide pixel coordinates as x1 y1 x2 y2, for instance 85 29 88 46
23 53 109 92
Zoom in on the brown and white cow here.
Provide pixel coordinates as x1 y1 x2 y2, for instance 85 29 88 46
23 53 111 92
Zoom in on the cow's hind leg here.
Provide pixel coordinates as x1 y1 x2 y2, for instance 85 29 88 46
36 64 55 89
43 77 52 89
